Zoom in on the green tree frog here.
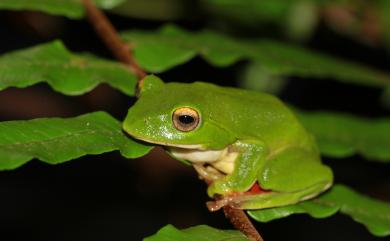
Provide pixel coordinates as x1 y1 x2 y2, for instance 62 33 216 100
123 75 333 211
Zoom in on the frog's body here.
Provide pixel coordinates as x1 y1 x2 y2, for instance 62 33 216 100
123 75 333 210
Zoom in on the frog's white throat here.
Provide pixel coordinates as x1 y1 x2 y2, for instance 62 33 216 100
168 146 238 175
130 137 236 175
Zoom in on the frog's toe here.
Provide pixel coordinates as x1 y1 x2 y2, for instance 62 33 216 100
207 181 232 197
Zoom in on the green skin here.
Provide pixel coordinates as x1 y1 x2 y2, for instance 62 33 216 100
123 75 333 210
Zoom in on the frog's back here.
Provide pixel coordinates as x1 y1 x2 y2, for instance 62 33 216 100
166 81 317 153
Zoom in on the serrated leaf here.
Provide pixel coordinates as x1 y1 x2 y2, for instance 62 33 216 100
121 24 390 89
144 224 249 241
0 0 126 19
295 110 390 161
0 112 153 170
248 185 390 237
0 40 137 96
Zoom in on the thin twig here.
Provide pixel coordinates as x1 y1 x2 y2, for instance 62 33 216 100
223 206 264 241
81 0 146 80
81 1 263 240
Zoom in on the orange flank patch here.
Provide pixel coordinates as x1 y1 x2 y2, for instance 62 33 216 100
248 182 270 194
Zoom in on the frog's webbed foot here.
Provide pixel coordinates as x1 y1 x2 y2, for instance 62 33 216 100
192 164 267 211
207 181 332 211
193 163 224 184
206 196 234 211
206 192 267 212
206 182 271 211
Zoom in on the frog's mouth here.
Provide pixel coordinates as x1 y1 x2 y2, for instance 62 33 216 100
123 129 205 149
126 131 234 178
125 130 233 179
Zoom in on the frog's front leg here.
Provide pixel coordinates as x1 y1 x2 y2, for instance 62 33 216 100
207 140 268 198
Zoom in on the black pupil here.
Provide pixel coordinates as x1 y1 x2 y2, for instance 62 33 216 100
179 115 194 124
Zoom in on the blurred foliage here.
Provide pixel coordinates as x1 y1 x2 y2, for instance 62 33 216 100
200 0 324 29
381 87 390 109
122 25 390 90
239 62 287 94
111 0 188 20
0 112 152 170
285 1 319 41
2 0 390 48
249 185 390 237
0 40 137 96
200 0 390 45
0 0 126 18
379 0 390 46
144 225 249 241
296 111 390 161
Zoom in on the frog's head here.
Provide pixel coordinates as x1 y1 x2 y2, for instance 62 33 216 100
123 75 235 150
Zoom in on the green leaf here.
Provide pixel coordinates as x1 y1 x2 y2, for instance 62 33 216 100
144 224 249 241
0 0 126 19
121 24 390 89
379 0 390 52
248 184 390 237
111 0 187 20
239 62 287 94
200 0 292 25
200 0 342 28
0 40 137 96
285 1 318 41
380 87 390 110
295 110 390 161
0 111 153 170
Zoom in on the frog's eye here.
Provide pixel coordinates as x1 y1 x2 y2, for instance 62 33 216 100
172 107 200 132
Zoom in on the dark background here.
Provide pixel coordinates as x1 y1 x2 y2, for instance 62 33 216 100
0 3 389 241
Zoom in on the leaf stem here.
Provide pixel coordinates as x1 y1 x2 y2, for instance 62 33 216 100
81 0 146 80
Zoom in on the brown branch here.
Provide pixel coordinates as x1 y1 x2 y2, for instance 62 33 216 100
223 206 264 241
81 0 146 80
